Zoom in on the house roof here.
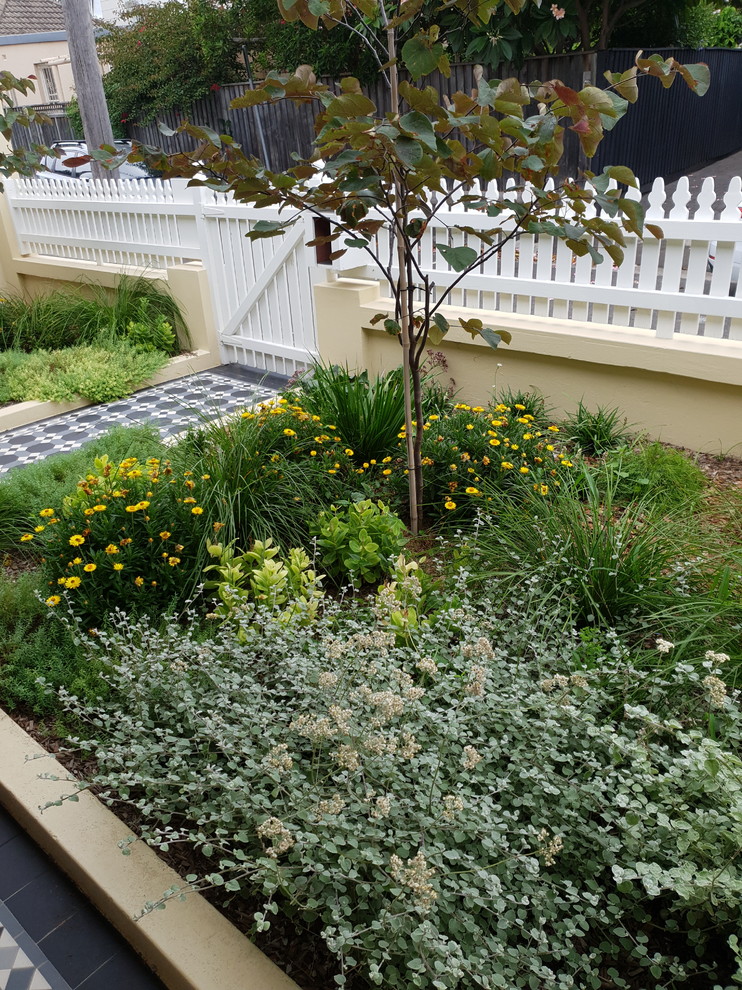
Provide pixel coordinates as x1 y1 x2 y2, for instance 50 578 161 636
0 0 66 36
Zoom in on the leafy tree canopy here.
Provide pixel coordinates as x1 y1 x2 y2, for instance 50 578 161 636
96 0 245 124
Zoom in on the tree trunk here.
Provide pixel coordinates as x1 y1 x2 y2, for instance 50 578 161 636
387 23 421 535
61 0 115 181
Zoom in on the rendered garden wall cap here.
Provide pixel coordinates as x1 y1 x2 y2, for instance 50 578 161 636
0 709 301 990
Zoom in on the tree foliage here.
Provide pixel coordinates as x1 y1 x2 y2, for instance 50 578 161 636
103 0 710 531
0 73 56 181
96 0 245 125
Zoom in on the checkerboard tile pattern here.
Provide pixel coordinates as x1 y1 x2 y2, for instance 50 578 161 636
0 903 71 990
0 369 280 476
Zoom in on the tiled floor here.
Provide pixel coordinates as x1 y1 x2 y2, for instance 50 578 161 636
0 366 284 476
0 807 165 990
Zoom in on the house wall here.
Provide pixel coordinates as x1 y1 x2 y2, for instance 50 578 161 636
0 37 76 105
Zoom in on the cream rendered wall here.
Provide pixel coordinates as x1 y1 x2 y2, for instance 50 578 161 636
0 39 76 105
314 275 742 456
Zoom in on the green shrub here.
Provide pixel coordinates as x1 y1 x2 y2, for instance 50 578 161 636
125 298 177 355
310 499 407 587
23 453 216 624
0 339 167 404
378 399 574 524
0 425 163 553
0 276 187 354
290 365 409 465
0 569 101 715
600 442 707 511
562 400 633 456
494 386 551 426
53 588 742 988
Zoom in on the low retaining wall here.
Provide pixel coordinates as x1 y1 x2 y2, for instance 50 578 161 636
314 276 742 455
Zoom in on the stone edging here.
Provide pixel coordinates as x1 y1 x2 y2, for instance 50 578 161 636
0 709 300 990
0 350 218 434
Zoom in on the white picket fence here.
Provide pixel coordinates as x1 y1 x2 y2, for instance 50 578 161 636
5 173 742 375
336 174 742 341
5 175 320 375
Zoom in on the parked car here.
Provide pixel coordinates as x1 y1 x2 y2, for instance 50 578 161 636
40 140 158 181
708 201 742 293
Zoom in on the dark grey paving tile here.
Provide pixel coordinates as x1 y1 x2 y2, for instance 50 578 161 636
0 835 51 900
0 900 72 990
75 948 166 990
37 912 122 989
0 808 20 848
7 873 82 941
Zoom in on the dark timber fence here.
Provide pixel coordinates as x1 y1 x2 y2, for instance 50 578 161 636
126 55 589 176
593 48 742 188
11 104 76 149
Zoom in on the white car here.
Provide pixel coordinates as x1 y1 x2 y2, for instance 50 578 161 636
40 140 156 181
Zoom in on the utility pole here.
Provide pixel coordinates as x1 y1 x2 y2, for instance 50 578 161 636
61 0 115 181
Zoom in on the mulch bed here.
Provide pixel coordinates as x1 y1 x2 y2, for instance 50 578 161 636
3 441 742 989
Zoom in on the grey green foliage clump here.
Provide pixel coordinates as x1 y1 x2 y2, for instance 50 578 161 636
53 581 742 989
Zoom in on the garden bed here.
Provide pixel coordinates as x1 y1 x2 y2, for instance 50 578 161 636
0 370 741 990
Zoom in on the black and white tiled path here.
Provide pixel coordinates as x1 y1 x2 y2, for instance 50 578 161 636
0 806 165 989
0 366 285 476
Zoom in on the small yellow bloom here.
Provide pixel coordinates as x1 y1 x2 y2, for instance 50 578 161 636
34 525 45 533
489 438 501 447
119 538 132 547
191 506 204 515
465 486 480 495
183 497 197 504
168 556 181 567
93 504 107 512
344 448 354 457
20 533 35 543
213 522 224 532
134 576 144 587
104 544 119 554
125 505 140 513
501 461 514 470
382 469 392 476
83 563 97 573
39 508 55 518
540 484 549 495
64 576 82 589
45 595 61 607
519 466 530 474
201 474 211 480
560 459 573 467
175 544 184 552
283 429 296 437
465 424 474 431
548 425 560 432
444 500 457 510
159 531 171 539
113 563 124 571
310 450 317 457
69 534 85 546
72 556 82 565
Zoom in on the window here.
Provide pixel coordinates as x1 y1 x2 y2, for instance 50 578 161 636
38 65 60 103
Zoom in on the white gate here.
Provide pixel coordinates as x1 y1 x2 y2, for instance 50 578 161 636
198 192 320 376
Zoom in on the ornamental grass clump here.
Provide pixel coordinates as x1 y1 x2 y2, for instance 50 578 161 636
174 396 373 548
54 586 742 989
23 453 215 623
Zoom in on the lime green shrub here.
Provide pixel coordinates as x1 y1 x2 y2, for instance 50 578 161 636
0 340 167 404
600 442 707 511
204 537 324 631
